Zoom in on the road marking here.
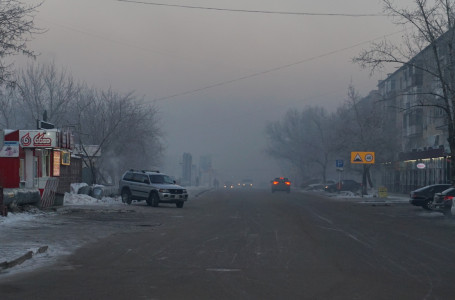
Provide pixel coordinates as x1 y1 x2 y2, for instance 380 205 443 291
309 210 333 225
206 268 241 272
231 253 238 264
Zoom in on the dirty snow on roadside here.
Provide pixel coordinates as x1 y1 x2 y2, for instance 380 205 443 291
63 192 123 206
0 192 126 277
0 185 207 277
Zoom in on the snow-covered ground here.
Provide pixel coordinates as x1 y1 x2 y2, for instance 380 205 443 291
303 188 407 201
0 194 124 277
0 185 207 278
309 188 454 217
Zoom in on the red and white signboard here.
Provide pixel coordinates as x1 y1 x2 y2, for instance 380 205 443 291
19 130 59 148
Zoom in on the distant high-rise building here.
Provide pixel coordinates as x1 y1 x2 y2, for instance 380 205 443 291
182 153 192 186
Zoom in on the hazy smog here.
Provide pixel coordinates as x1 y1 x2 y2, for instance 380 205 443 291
17 0 413 185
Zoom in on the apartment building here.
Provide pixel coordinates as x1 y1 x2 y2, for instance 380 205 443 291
376 32 454 192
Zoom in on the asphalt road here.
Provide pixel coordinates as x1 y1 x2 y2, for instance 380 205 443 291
1 188 455 300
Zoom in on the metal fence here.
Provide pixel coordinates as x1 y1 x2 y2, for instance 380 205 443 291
40 178 59 208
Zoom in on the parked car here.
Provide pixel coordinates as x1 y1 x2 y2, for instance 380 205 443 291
432 187 455 213
303 180 335 191
301 178 323 188
409 184 452 210
119 169 188 208
271 177 291 193
324 180 361 193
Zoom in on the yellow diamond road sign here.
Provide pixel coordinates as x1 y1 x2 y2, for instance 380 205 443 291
350 152 375 164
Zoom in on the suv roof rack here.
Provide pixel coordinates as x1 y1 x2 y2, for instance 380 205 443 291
142 169 160 173
128 169 160 173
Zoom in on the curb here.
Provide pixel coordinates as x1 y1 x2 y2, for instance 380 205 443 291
192 188 213 198
0 246 48 270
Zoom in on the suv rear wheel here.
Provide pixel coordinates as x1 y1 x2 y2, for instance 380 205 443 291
121 189 132 205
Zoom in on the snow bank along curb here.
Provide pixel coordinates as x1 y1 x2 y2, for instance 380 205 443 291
0 246 48 270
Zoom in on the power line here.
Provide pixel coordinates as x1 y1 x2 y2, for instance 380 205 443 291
115 0 385 17
35 16 390 103
36 9 400 103
36 16 175 58
152 30 405 102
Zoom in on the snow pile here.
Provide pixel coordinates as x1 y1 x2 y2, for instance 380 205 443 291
0 210 47 226
325 190 364 199
70 182 88 194
417 211 445 218
63 192 122 206
62 183 123 206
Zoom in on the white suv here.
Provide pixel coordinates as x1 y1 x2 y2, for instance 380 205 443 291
119 170 188 208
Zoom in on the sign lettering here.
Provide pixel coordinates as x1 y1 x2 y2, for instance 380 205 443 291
19 130 58 148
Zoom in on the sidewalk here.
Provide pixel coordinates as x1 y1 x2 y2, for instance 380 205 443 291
0 186 214 277
308 189 409 203
355 193 409 204
379 192 409 203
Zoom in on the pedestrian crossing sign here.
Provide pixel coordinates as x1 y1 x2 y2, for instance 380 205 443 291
350 152 375 164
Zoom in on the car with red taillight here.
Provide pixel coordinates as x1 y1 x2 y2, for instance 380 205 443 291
271 177 291 193
409 184 452 210
432 187 455 213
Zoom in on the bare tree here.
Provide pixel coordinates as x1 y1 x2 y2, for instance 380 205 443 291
0 1 43 86
71 87 163 184
353 0 455 182
301 106 339 184
15 62 79 128
10 61 163 184
334 84 399 194
265 106 337 184
0 87 17 127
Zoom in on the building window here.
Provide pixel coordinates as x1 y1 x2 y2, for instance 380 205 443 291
41 150 51 177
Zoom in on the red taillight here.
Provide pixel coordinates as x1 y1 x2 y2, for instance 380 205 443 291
443 195 454 201
273 181 279 185
285 182 291 185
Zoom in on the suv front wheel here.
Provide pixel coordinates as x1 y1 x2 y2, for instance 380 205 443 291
147 192 159 207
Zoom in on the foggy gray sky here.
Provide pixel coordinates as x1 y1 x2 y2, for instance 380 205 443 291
20 0 412 184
